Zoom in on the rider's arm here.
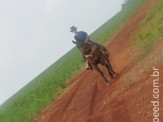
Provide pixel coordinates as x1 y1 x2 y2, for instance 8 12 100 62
85 35 90 43
72 40 76 44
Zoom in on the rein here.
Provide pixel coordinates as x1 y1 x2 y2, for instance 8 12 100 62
76 40 96 55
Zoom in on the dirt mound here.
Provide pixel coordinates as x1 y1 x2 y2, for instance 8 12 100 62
35 0 162 121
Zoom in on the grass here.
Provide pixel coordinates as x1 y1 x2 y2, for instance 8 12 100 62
132 0 163 59
0 0 146 122
90 0 146 44
0 49 83 122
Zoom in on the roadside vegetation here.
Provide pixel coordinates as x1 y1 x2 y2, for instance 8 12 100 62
90 0 145 44
132 0 163 59
0 0 147 122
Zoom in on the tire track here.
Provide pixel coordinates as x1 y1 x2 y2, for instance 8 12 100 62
49 78 83 122
87 67 106 122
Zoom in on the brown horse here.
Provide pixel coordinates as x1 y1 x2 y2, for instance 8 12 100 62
73 40 117 85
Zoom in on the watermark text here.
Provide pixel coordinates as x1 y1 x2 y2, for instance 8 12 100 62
151 67 160 122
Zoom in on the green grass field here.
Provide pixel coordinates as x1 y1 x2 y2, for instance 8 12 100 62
90 0 146 44
0 0 147 122
132 0 163 59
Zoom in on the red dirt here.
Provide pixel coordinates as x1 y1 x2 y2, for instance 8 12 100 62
35 0 162 122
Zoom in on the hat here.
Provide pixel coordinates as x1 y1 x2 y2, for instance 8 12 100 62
70 26 77 32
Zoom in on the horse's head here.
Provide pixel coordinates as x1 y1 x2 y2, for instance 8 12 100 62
73 40 96 56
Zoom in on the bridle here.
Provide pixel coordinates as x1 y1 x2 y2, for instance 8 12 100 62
76 40 96 56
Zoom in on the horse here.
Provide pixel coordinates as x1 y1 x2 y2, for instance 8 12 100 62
73 40 117 86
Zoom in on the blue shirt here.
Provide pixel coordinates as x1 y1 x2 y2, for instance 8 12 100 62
74 31 90 42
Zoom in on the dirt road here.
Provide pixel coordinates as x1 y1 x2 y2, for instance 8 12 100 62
35 0 162 121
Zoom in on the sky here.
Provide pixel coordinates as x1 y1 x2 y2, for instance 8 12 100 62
0 0 123 105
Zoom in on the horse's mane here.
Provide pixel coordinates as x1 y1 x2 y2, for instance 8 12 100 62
75 40 96 55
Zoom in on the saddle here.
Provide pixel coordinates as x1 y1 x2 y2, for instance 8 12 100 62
75 40 108 58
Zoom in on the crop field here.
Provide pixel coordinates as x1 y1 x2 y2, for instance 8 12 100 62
0 0 148 122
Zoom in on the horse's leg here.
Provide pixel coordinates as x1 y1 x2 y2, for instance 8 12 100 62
101 45 108 53
102 62 115 78
99 45 109 57
93 65 109 86
105 58 117 78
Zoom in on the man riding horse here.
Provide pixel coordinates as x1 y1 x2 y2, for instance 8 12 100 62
70 26 108 70
70 26 117 85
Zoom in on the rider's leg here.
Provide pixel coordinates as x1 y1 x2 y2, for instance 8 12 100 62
89 40 108 57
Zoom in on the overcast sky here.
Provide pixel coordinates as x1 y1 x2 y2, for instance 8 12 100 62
0 0 123 105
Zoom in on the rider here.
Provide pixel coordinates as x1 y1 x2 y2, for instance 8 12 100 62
70 26 108 70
